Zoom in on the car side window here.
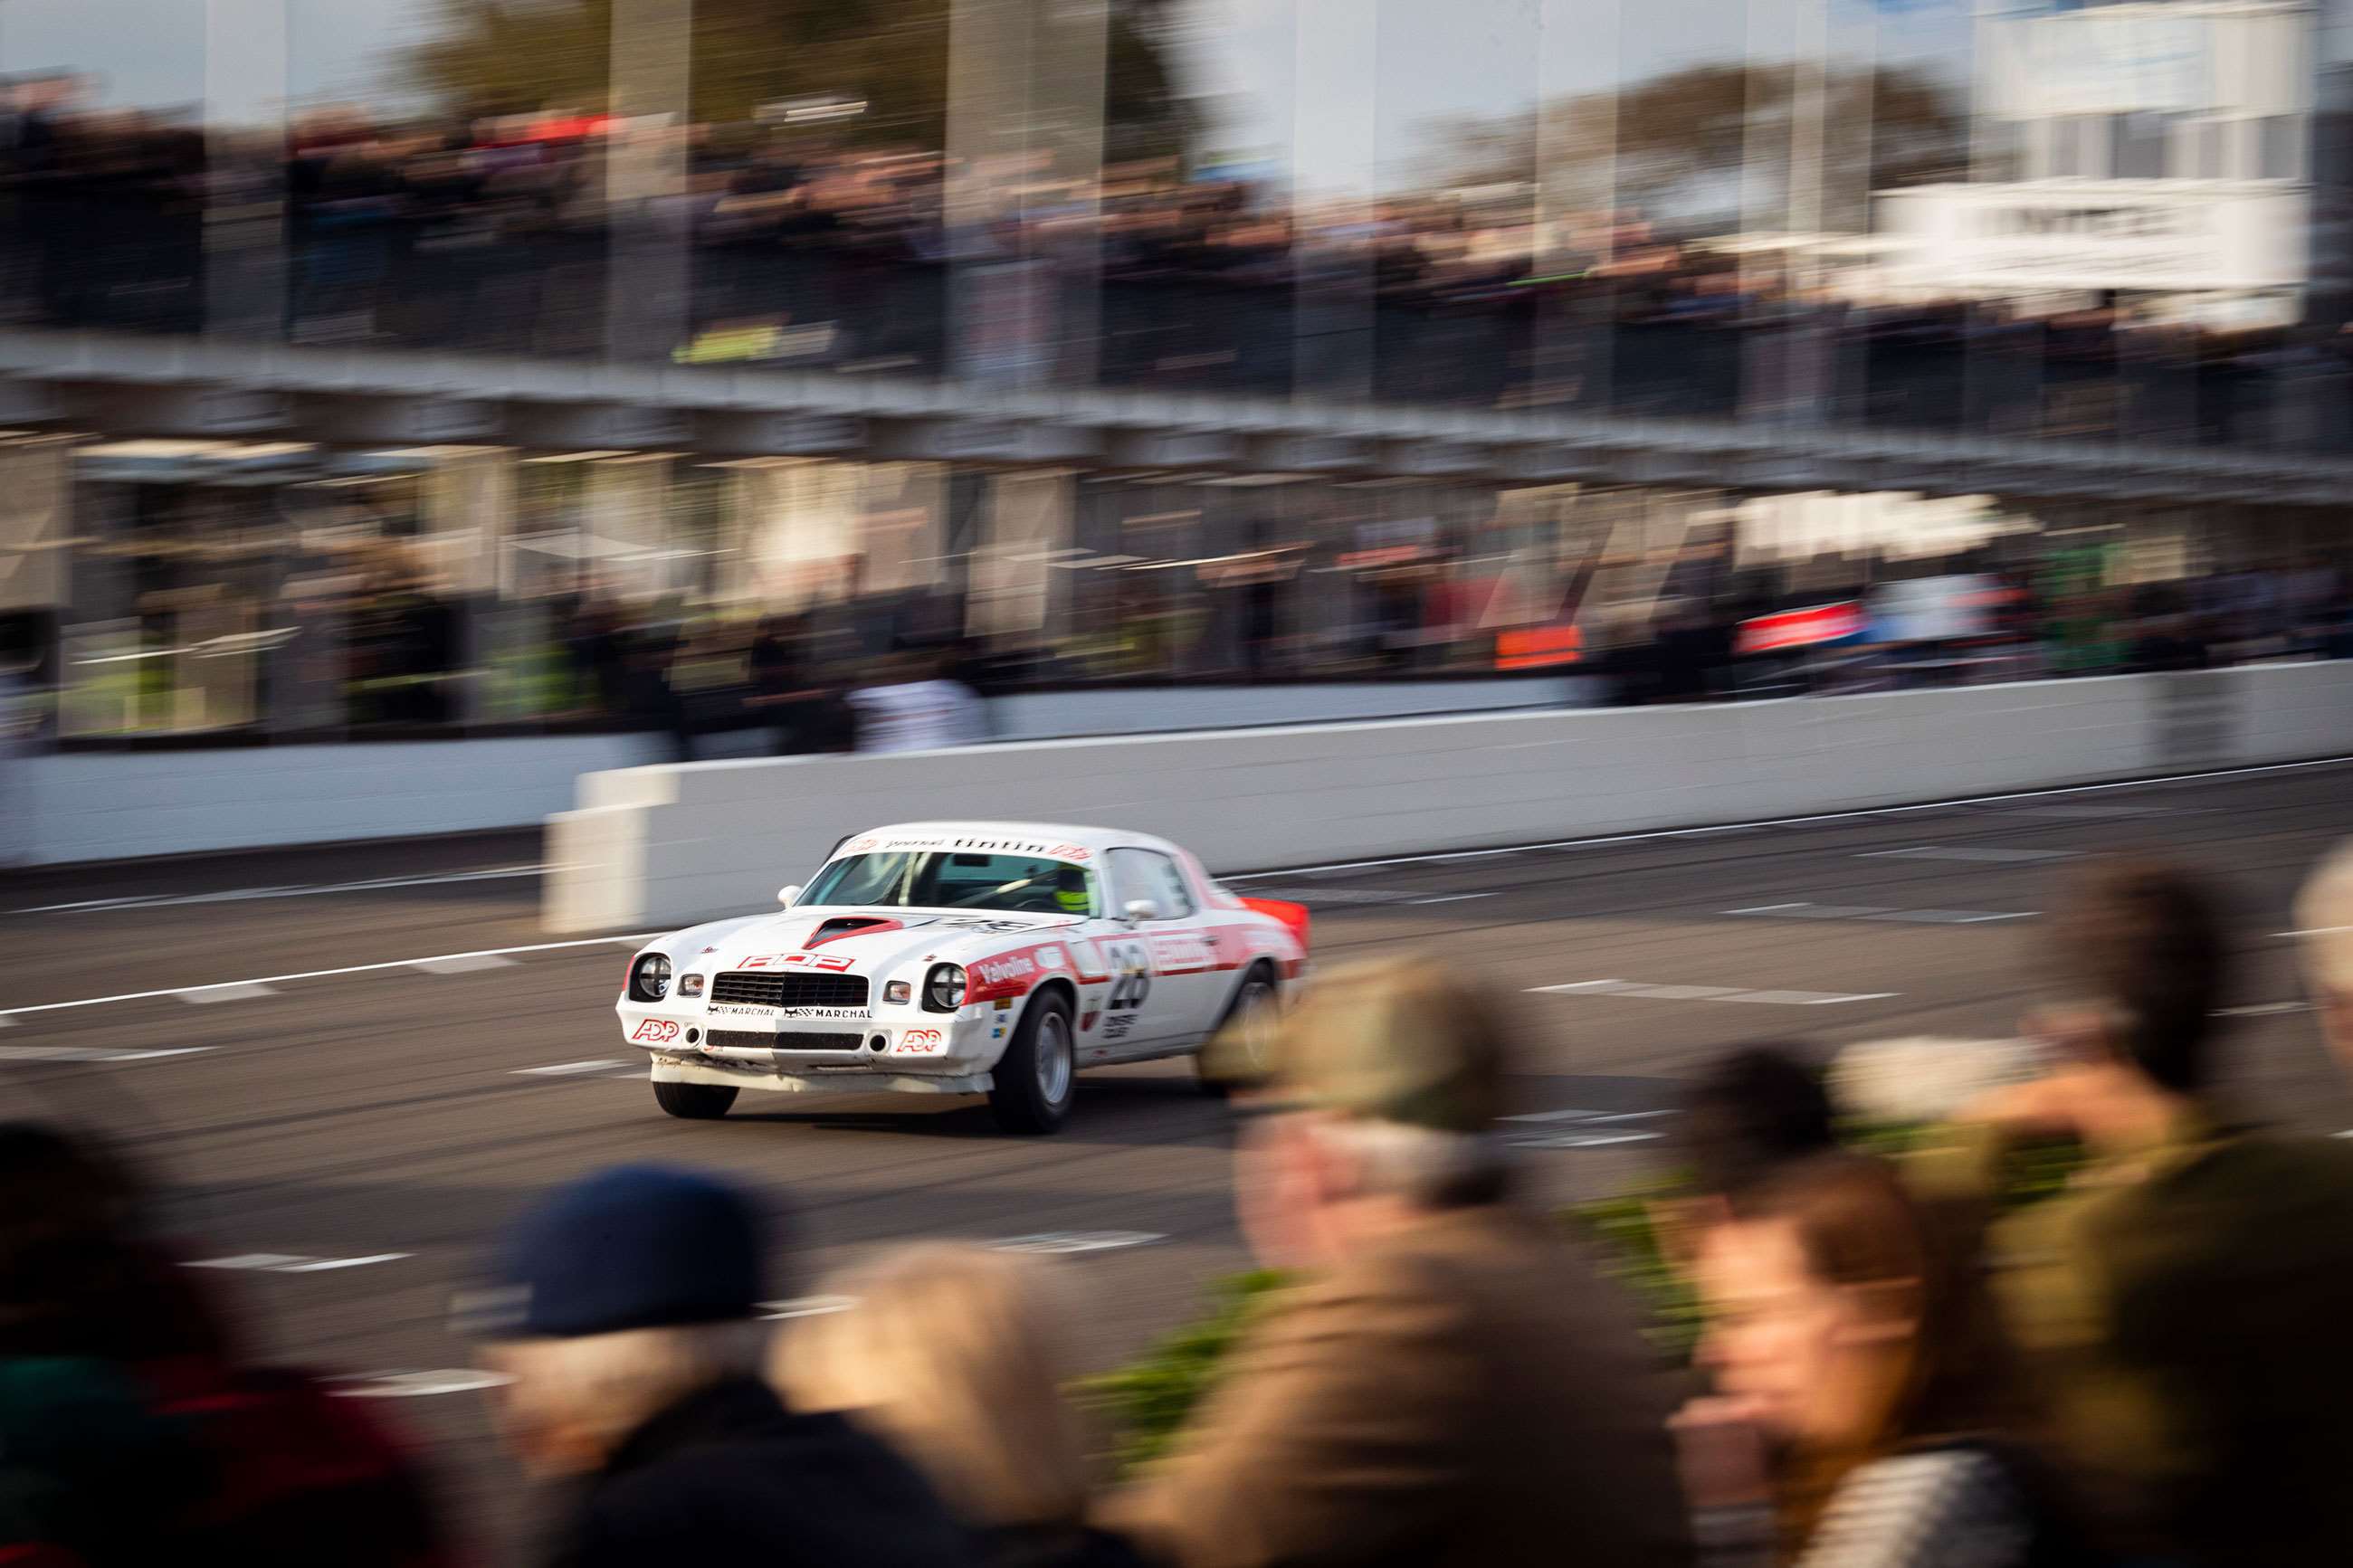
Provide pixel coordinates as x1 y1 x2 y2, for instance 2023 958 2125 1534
1110 849 1195 920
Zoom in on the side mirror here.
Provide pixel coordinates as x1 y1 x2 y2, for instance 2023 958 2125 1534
1122 898 1162 923
777 885 803 908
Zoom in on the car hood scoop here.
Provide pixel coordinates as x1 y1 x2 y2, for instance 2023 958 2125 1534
805 916 907 949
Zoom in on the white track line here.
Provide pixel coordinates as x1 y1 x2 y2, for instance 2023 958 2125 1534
1502 1108 1674 1125
0 936 661 1021
329 1370 514 1400
760 1295 860 1320
1219 755 2353 881
176 983 278 1004
186 1252 411 1273
1531 980 1897 1006
0 1045 214 1062
990 1231 1165 1255
1725 901 2037 925
1509 1128 1662 1148
514 1060 633 1077
1861 846 2078 864
411 954 519 974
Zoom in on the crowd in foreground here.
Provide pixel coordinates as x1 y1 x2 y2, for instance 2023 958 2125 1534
9 845 2353 1566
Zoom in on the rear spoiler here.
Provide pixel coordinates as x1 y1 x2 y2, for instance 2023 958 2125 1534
1241 897 1311 951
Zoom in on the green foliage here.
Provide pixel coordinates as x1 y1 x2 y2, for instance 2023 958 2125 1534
1075 1269 1289 1475
1080 1126 2092 1474
1843 1119 2087 1212
1564 1184 1707 1366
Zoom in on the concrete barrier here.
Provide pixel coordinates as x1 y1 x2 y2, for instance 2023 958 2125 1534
543 662 2353 933
983 677 1594 740
19 735 666 866
4 681 1589 867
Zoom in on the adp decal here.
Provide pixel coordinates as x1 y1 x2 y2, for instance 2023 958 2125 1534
631 1019 681 1044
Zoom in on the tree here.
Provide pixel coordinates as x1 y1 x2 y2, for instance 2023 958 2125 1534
1424 62 1968 233
405 0 1194 161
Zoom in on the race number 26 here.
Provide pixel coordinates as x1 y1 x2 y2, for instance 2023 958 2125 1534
1103 940 1152 1011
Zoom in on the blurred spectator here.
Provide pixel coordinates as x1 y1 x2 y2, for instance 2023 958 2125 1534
2122 585 2208 675
1678 1044 1839 1206
846 650 988 754
2292 839 2353 1079
1100 957 1692 1567
746 613 813 755
776 1243 1145 1568
0 1120 454 1568
1912 860 2353 1564
1678 1153 2082 1567
621 616 693 760
476 1164 976 1568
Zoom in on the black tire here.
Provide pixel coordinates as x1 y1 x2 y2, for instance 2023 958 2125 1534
988 992 1077 1134
654 1079 738 1120
1197 965 1281 1098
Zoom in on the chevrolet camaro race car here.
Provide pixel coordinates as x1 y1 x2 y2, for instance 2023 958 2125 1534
615 822 1311 1132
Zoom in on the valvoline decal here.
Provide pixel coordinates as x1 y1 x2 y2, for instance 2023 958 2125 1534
964 941 1071 1004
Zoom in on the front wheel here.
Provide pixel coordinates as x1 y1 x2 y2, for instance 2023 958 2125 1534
988 993 1076 1134
654 1079 738 1120
1198 967 1281 1098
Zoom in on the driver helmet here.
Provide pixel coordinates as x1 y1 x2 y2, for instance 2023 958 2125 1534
1054 865 1092 916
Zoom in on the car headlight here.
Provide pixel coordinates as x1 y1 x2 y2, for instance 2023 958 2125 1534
631 954 672 1002
884 980 911 1005
923 964 967 1012
679 974 705 998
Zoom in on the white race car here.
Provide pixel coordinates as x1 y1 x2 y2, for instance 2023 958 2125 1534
615 822 1310 1132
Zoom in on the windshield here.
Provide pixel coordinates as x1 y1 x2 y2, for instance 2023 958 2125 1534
798 851 1100 917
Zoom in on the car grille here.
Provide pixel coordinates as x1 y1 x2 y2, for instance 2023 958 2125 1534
706 1030 866 1052
710 973 869 1010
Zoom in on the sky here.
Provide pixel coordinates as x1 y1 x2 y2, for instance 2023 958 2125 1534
2 0 1982 188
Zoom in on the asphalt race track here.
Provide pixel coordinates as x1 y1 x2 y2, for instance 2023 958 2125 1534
6 760 2352 1561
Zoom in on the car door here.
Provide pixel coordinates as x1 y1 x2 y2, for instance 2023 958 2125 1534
1097 847 1223 1047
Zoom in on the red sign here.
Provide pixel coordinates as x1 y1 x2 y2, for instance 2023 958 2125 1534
739 952 855 972
1495 624 1583 670
1735 602 1866 657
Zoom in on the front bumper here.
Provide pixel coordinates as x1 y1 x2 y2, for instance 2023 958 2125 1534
616 997 1004 1094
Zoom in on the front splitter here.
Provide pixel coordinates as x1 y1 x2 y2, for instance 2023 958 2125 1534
648 1056 993 1096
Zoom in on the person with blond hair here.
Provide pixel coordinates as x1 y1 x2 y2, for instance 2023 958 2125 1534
1100 956 1691 1568
776 1243 1144 1568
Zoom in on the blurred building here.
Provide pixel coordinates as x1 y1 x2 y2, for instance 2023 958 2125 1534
1881 0 2315 330
0 0 2347 750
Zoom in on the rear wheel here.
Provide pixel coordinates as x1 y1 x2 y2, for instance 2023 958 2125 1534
654 1080 738 1120
1198 966 1281 1097
988 993 1076 1134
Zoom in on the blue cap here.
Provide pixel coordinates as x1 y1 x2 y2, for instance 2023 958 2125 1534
485 1165 768 1339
